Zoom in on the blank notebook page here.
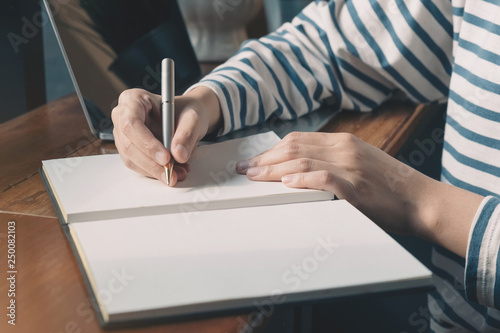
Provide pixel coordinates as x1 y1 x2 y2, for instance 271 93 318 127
70 200 431 322
42 132 333 222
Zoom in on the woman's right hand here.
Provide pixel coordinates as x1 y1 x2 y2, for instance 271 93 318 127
111 86 222 186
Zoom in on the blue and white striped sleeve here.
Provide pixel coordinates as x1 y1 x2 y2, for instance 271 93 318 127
465 196 500 309
187 0 453 136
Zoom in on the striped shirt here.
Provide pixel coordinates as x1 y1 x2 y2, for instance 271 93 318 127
188 1 500 331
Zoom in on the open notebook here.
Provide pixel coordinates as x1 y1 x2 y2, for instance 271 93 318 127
40 132 431 326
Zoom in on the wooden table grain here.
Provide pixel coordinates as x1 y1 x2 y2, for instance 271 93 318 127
0 93 437 333
0 213 247 333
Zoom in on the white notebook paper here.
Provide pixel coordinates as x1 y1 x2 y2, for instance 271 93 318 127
70 200 431 324
42 132 333 223
40 132 432 326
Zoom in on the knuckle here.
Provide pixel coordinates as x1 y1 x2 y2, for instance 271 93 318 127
111 106 120 122
260 166 272 177
121 118 134 135
118 89 154 116
118 89 135 104
142 141 155 155
298 158 311 171
175 129 197 149
284 131 301 143
283 143 300 158
122 137 132 153
297 158 312 171
250 154 261 165
122 157 134 169
338 132 358 146
318 170 332 185
118 88 143 102
346 150 362 163
177 129 194 140
185 108 200 123
341 150 363 172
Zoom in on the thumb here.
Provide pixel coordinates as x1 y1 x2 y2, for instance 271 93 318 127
170 110 204 164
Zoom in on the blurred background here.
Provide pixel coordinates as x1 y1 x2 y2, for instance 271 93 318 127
0 0 313 123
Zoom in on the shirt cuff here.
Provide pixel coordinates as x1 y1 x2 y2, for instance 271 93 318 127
465 195 500 308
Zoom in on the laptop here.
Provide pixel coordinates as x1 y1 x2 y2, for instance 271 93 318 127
44 0 337 142
43 0 201 141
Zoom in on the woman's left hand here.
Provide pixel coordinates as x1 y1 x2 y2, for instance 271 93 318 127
236 131 483 255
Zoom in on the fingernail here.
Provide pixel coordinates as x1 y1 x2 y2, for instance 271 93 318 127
236 160 250 173
175 144 189 162
281 175 294 184
246 167 261 178
155 151 167 165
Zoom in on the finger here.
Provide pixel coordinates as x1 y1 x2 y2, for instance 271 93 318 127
115 126 169 178
235 132 359 173
281 170 349 196
117 151 185 187
175 162 191 173
115 89 162 124
115 146 169 184
117 154 149 178
115 126 190 187
171 110 203 164
114 130 150 176
236 143 334 173
118 130 191 180
115 93 172 167
121 116 172 166
174 165 188 182
245 158 333 182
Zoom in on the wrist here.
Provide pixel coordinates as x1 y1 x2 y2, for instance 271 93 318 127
412 175 484 257
410 175 443 242
182 86 222 134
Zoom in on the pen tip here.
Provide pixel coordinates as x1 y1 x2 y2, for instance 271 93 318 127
165 163 173 186
164 165 169 186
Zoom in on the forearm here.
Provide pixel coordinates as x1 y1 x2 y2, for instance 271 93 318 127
412 176 484 258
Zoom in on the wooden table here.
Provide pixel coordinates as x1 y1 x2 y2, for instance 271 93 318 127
0 93 438 332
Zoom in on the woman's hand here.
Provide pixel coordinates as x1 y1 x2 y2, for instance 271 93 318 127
236 132 483 257
111 87 221 186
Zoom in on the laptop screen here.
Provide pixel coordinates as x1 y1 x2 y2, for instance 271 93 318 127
43 0 200 139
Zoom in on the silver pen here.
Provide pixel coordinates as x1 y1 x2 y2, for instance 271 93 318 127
161 58 175 185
